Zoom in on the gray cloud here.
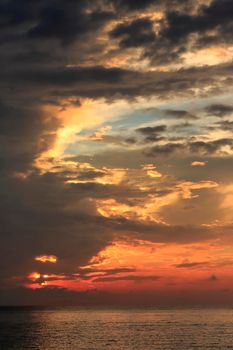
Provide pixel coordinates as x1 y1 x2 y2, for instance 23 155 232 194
144 138 233 157
109 0 233 65
205 104 233 117
164 109 198 120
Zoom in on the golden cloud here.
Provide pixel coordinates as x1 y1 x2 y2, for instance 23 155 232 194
34 255 58 263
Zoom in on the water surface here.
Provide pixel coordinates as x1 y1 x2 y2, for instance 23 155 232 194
0 307 233 349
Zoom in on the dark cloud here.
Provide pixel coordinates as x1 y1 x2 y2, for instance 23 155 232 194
164 109 198 120
3 61 232 104
205 104 233 117
0 0 113 45
125 137 137 144
208 274 218 281
111 0 156 11
176 261 208 268
76 170 106 181
144 138 233 157
162 0 233 48
171 122 193 132
79 267 137 276
107 217 217 244
109 0 233 64
0 102 58 172
110 0 195 12
1 0 232 69
189 138 233 155
0 0 39 28
136 125 166 142
136 125 167 134
144 142 185 157
93 275 161 283
28 1 113 45
0 172 114 285
22 66 129 86
110 18 156 48
215 120 233 132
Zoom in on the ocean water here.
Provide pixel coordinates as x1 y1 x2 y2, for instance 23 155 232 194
0 307 233 349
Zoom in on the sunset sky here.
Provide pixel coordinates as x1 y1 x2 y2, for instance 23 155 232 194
1 0 233 306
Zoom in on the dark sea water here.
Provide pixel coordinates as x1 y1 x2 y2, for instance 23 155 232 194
0 307 233 349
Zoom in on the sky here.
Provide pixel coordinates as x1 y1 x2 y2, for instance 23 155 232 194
0 0 233 306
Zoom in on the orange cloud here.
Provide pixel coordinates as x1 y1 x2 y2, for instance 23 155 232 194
80 126 112 141
24 237 233 295
28 272 41 281
34 255 58 263
191 161 208 167
143 164 162 178
176 180 219 199
35 99 133 172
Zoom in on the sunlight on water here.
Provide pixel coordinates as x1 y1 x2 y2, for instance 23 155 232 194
0 308 233 349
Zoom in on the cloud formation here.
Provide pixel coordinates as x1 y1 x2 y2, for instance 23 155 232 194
0 0 233 305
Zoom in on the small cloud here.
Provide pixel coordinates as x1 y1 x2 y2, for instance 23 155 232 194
164 109 197 120
208 274 218 282
176 180 218 199
176 261 208 268
142 164 162 178
81 126 112 141
191 161 208 167
93 275 161 283
205 104 233 118
136 125 166 143
34 255 58 263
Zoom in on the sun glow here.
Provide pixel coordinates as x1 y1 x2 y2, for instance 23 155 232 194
28 272 41 281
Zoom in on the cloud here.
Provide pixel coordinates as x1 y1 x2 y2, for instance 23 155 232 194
93 275 161 283
144 142 185 157
205 104 233 117
136 124 167 142
111 0 157 11
215 120 233 132
0 0 113 46
208 274 218 281
0 102 58 173
176 261 209 268
3 61 233 103
142 164 162 178
136 125 167 134
0 0 233 305
164 109 198 120
145 138 233 158
191 161 208 167
79 267 137 276
159 0 233 59
80 126 112 141
189 139 233 155
108 0 233 65
110 18 156 48
34 255 58 263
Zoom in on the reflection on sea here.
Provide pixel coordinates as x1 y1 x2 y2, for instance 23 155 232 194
0 307 233 349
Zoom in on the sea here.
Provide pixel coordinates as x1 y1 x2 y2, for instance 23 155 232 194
0 307 233 349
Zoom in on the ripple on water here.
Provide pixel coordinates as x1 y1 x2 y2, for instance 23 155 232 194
0 308 233 350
